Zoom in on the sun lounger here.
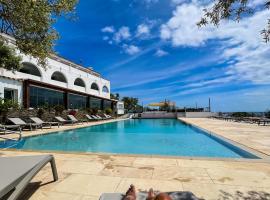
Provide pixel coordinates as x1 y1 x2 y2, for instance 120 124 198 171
30 117 60 128
258 118 270 126
104 114 112 119
91 115 103 120
0 124 21 133
67 115 86 124
0 155 58 200
8 118 41 131
54 116 74 125
85 114 97 121
99 191 199 200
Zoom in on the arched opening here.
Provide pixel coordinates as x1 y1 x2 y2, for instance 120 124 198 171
91 82 99 91
74 78 85 87
51 71 67 83
19 62 41 77
102 86 109 93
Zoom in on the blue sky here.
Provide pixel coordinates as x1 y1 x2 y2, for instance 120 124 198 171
54 0 270 112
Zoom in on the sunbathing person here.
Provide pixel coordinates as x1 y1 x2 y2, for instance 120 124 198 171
123 185 172 200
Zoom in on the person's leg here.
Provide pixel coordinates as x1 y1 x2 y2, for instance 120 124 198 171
123 185 136 200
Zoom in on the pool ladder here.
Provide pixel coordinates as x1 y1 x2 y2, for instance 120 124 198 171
0 128 22 141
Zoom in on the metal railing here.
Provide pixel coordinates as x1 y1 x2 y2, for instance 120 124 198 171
0 128 22 141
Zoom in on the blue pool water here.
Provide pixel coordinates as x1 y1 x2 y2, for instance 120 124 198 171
0 119 258 158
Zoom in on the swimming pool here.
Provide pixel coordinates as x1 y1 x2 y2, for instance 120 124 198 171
0 119 258 158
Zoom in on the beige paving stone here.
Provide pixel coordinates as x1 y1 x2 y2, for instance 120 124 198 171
60 160 104 175
52 174 122 196
99 165 153 179
152 166 213 183
179 118 270 156
133 157 178 167
108 156 136 166
115 178 183 193
80 195 99 200
207 168 270 187
182 183 270 200
28 191 83 200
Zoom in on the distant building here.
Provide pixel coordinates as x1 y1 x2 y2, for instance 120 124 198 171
116 101 125 115
0 34 117 110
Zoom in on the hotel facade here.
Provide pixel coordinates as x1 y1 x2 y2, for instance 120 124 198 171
0 34 116 111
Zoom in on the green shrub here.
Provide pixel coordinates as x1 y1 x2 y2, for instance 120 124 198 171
105 108 112 115
0 98 19 123
54 105 65 115
37 108 45 118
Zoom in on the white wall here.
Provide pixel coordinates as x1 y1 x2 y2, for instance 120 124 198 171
1 37 111 99
0 77 23 104
184 112 217 118
136 112 177 118
117 101 125 115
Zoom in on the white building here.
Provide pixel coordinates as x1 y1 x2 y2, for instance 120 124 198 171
0 34 116 110
116 101 125 115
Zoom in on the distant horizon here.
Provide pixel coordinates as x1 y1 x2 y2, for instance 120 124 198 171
53 0 270 112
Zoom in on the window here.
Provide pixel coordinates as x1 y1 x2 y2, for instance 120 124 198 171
102 86 109 93
74 78 85 87
68 93 87 109
29 86 64 108
4 88 17 101
51 71 67 83
104 100 112 109
91 83 99 91
19 62 41 77
90 97 101 109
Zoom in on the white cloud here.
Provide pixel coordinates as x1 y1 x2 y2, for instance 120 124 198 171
122 44 141 55
113 26 131 43
155 49 168 57
101 26 115 33
136 24 150 38
160 2 270 84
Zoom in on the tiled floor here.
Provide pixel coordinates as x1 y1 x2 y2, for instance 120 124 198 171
1 118 270 200
1 150 270 200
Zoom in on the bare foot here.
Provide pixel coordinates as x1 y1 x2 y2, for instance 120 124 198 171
155 193 172 200
146 188 156 200
123 184 136 200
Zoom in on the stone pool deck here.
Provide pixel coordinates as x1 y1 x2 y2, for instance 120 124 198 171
0 118 270 200
179 118 270 156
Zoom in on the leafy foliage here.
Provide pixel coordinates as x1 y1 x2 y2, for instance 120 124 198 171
0 40 21 71
0 97 19 122
105 108 112 115
265 110 270 118
110 93 120 100
197 0 270 42
0 0 77 67
121 97 139 112
54 104 65 115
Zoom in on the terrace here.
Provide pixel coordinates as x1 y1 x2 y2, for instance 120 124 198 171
1 118 270 200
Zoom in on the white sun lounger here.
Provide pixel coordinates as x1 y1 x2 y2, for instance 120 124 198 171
91 115 102 120
30 117 60 128
67 115 86 124
0 155 58 200
85 114 97 121
54 116 74 125
8 118 41 131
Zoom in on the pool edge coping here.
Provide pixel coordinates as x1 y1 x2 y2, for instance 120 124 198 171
177 118 270 161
